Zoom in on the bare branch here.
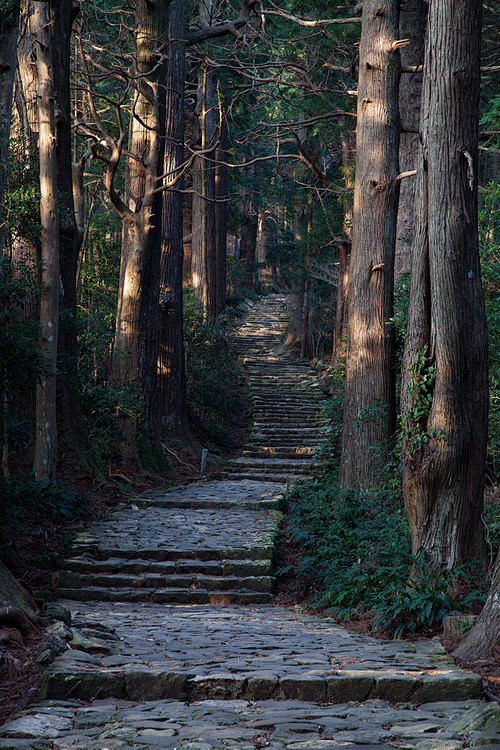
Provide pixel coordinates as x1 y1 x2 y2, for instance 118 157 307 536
187 0 258 44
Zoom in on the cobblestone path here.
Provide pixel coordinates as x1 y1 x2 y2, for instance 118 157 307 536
2 296 498 749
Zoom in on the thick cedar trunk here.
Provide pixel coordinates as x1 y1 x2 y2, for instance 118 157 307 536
215 90 227 316
50 0 90 476
111 0 167 462
32 0 59 481
158 0 189 438
0 1 20 256
394 0 426 280
401 0 487 571
339 0 401 491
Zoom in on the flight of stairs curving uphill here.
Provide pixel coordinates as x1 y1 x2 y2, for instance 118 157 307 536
227 294 326 484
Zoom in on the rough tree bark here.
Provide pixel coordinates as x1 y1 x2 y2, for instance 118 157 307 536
394 0 426 280
158 0 189 439
110 0 168 463
400 0 488 571
339 0 401 491
32 0 59 481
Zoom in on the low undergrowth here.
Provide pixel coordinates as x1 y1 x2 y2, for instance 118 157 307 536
283 472 488 638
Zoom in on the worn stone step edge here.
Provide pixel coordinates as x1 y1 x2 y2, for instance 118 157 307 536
57 571 274 593
69 543 277 562
63 557 273 576
39 664 483 705
224 473 309 483
55 587 273 605
124 497 282 511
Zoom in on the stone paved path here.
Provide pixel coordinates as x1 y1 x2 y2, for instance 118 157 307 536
1 295 498 749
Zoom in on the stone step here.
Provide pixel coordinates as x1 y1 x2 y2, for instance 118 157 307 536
35 602 483 705
64 556 273 577
225 472 311 482
126 495 282 510
71 543 276 562
58 570 273 594
230 458 318 471
242 447 316 457
56 587 272 605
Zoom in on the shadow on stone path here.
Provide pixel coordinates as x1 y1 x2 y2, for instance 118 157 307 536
1 295 497 749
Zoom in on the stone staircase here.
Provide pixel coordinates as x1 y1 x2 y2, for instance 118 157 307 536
55 480 283 606
227 295 326 483
53 295 325 607
1 296 491 748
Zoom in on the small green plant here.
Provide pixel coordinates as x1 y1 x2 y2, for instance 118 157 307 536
402 346 444 454
373 550 486 638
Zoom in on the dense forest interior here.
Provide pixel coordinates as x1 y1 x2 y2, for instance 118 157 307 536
0 0 500 720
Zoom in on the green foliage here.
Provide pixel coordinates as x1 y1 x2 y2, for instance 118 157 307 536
184 295 249 449
0 473 87 525
374 551 485 639
286 469 486 637
402 345 444 455
286 472 412 619
314 362 345 462
0 258 45 463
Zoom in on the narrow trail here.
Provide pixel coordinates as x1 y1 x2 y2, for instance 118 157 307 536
0 296 493 749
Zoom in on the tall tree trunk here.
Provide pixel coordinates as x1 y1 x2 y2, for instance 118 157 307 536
339 0 401 492
400 0 487 572
332 240 349 362
16 0 38 157
32 0 59 482
215 86 227 316
111 0 167 463
0 1 20 256
50 0 91 476
394 0 426 280
158 0 189 438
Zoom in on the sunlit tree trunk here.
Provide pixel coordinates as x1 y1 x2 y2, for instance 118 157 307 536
158 0 189 438
400 0 487 572
111 0 167 463
16 0 38 157
339 0 401 492
32 0 59 481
